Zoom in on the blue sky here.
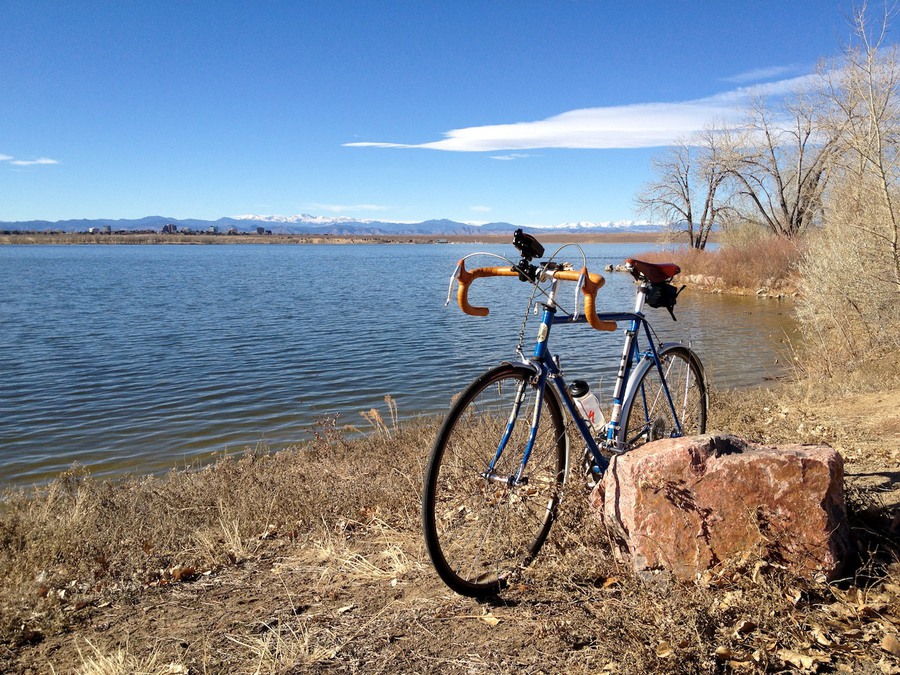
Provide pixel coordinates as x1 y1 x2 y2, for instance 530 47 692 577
1 1 863 226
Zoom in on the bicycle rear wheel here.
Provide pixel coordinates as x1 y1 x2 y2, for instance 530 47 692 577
422 364 568 597
619 345 707 451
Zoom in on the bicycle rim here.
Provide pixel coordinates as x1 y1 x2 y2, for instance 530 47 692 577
422 364 568 597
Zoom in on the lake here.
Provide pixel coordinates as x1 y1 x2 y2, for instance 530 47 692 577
0 243 796 488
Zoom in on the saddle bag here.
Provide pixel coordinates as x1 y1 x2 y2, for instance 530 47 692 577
645 282 685 320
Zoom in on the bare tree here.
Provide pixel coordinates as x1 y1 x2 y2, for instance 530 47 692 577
824 3 900 293
795 2 900 373
725 92 838 239
635 128 732 250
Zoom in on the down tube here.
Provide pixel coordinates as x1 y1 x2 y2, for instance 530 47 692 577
546 355 609 474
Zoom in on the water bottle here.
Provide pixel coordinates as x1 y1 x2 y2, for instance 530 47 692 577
570 380 605 436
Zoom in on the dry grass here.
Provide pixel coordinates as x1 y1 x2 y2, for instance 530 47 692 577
793 186 900 384
1 382 898 673
638 235 804 293
71 638 185 675
0 407 435 650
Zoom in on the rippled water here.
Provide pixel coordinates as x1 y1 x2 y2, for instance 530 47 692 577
0 243 796 487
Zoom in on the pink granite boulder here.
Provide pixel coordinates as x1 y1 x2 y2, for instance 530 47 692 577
591 435 852 581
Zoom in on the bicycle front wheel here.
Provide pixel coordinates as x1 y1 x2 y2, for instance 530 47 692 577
619 344 707 451
422 364 568 597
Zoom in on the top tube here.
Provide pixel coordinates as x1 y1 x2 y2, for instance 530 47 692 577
552 311 640 327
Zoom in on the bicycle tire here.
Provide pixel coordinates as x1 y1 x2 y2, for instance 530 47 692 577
618 344 707 451
422 363 568 597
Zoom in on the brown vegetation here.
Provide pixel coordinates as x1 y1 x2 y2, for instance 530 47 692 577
636 232 803 295
1 382 898 674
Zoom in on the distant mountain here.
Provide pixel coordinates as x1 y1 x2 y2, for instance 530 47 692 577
0 214 664 236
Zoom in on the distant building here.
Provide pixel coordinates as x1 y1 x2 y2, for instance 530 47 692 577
161 223 177 234
101 225 112 234
207 225 219 234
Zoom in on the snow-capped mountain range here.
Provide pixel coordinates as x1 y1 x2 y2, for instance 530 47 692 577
1 213 663 236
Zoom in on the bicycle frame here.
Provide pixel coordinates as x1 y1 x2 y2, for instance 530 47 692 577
492 276 689 485
426 241 707 597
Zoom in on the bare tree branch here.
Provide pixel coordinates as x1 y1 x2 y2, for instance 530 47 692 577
635 130 732 249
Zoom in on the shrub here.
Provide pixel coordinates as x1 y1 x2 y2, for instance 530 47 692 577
794 177 900 384
640 234 803 291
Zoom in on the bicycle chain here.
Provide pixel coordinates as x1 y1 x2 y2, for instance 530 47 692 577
514 293 532 357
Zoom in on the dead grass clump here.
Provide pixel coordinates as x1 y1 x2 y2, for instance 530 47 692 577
0 410 437 649
73 637 183 675
223 622 337 673
639 235 804 291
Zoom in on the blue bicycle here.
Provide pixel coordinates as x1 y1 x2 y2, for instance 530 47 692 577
422 230 707 597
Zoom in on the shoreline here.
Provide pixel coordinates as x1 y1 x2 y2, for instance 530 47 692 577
0 231 677 246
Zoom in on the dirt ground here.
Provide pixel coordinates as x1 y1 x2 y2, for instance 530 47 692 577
3 387 900 674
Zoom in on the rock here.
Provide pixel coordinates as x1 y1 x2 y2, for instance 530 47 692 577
681 274 723 287
591 435 852 581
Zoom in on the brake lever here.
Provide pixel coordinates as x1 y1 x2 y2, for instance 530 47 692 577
445 262 461 306
573 271 585 322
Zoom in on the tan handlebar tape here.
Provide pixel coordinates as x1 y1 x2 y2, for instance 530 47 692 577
554 268 617 331
456 261 519 316
455 260 617 331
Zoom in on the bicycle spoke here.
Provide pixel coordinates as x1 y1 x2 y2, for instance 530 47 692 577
620 347 707 451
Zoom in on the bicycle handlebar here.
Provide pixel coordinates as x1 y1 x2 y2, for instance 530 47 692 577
455 259 618 332
552 268 618 331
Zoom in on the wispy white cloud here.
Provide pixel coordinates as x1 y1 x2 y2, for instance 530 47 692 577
6 156 59 166
490 153 534 160
714 73 820 101
0 154 13 162
344 74 821 152
722 64 804 84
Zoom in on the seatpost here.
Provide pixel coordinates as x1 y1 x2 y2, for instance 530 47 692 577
604 282 648 450
633 282 648 314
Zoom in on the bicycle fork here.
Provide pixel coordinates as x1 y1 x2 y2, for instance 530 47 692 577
482 368 548 487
